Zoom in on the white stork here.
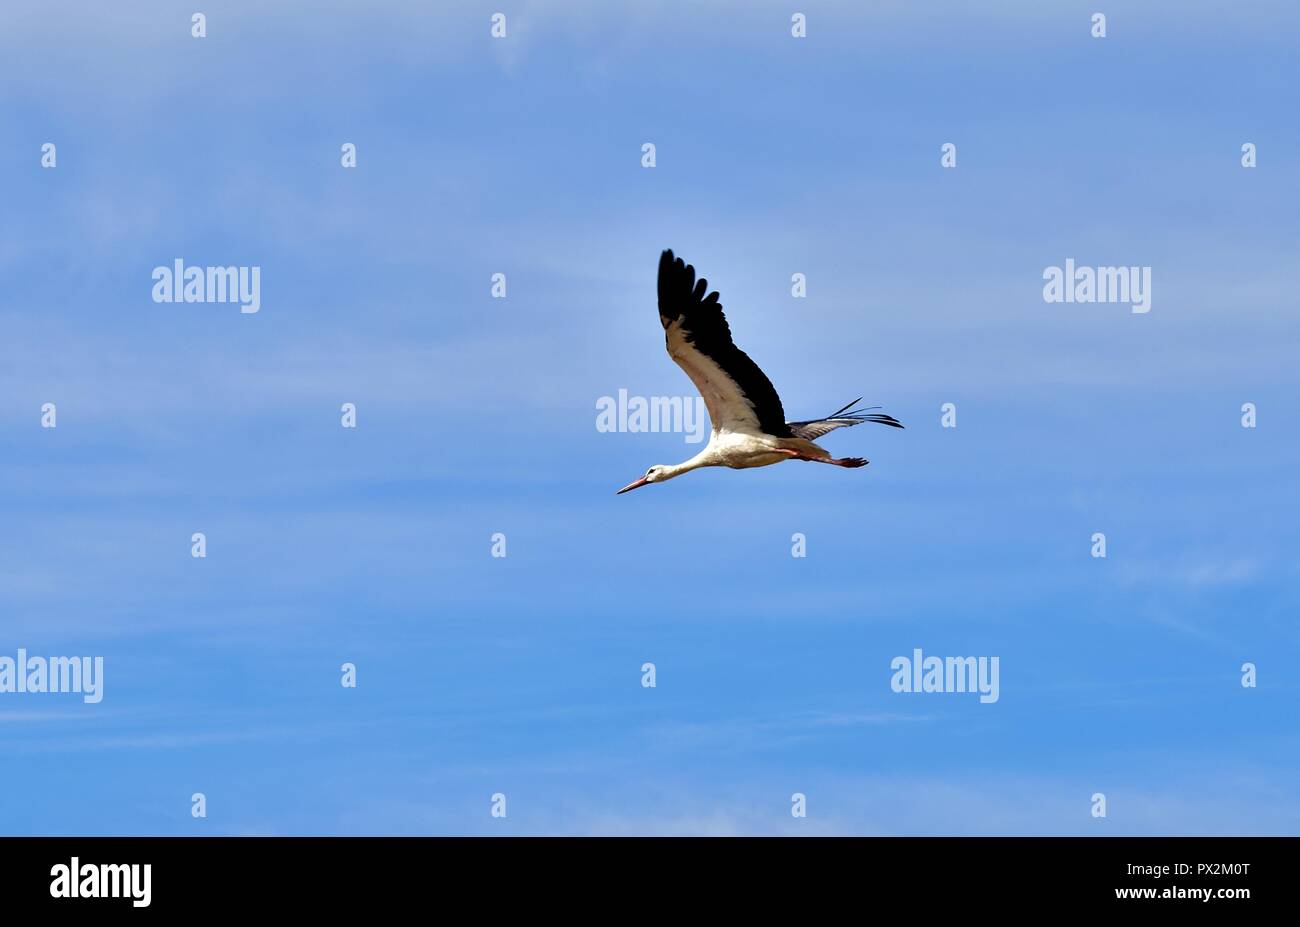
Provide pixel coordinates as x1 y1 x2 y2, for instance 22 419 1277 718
617 250 903 494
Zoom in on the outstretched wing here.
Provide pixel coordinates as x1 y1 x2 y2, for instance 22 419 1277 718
657 249 790 437
787 399 904 441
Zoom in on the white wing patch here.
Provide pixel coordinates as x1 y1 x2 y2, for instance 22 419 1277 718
665 321 762 435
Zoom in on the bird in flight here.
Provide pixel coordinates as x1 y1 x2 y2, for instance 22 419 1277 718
617 250 903 494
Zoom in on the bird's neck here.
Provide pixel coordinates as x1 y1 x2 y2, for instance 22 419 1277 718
665 448 717 479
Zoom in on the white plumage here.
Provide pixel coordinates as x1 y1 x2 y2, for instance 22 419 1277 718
616 250 902 495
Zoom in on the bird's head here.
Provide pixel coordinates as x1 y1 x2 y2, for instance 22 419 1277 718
616 464 673 495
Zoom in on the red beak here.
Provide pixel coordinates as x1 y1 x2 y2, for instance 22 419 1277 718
615 477 650 495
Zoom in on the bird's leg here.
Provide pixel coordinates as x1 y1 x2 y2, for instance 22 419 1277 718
779 449 868 468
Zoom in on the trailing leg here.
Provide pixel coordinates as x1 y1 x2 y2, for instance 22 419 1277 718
779 449 868 468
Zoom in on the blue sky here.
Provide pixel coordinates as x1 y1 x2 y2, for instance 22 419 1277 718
1 0 1298 834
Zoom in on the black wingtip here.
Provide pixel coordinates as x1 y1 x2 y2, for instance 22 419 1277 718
827 397 865 418
865 413 905 429
828 399 904 428
659 250 720 313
